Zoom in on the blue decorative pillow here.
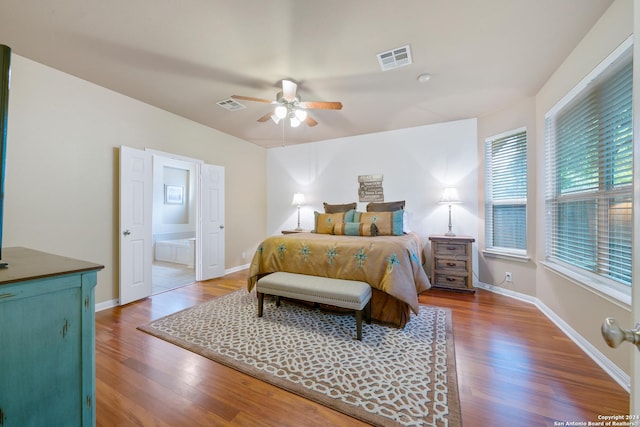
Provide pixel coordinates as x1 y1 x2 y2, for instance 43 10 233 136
344 209 356 223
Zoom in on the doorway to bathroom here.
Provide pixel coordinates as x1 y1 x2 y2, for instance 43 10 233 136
151 156 196 294
119 146 225 305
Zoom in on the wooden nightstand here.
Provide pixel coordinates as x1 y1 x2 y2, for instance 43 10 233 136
281 229 311 234
428 235 475 292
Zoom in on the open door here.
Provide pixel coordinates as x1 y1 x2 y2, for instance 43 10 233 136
197 163 225 281
633 1 639 413
602 4 639 413
119 146 153 305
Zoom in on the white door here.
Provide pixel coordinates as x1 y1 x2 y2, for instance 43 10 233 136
605 4 640 412
119 146 153 305
197 164 225 281
632 1 640 412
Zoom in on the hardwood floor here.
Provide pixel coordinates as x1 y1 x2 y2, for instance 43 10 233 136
95 270 629 426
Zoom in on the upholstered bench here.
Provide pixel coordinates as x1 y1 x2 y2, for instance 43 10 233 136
256 272 372 340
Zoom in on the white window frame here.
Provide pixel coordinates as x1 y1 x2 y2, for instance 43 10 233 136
543 37 633 304
484 127 528 259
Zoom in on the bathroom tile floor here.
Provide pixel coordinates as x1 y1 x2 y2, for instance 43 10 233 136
152 261 195 294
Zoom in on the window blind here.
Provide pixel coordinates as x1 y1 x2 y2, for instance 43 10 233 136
545 54 632 286
485 129 527 251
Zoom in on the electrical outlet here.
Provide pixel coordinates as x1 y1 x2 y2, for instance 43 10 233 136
241 251 246 259
505 272 512 282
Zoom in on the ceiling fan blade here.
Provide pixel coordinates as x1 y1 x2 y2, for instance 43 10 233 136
257 113 272 122
282 80 298 102
231 95 273 103
305 115 318 127
298 101 343 110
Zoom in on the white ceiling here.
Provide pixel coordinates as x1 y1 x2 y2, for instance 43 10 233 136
0 0 614 148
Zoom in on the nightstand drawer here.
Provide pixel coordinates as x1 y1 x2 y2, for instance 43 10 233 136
435 258 467 272
434 242 467 256
434 274 468 289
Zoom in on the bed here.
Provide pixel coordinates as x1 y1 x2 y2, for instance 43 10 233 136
247 226 431 328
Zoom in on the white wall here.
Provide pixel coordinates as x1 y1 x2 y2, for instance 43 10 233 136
266 119 478 277
3 54 267 305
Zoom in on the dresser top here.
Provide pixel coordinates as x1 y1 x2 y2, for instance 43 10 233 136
0 247 104 285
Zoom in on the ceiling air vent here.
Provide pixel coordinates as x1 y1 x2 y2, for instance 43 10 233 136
376 45 412 71
217 98 246 111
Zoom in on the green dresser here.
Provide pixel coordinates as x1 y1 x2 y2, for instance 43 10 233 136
0 247 103 426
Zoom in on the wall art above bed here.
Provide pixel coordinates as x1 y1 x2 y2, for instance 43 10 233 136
358 174 384 202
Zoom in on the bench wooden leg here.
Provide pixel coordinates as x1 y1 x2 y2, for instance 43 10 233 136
356 300 371 340
364 300 372 324
257 292 264 317
355 309 363 340
275 296 281 307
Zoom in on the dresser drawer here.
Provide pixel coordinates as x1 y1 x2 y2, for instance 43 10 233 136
434 242 467 257
435 258 467 272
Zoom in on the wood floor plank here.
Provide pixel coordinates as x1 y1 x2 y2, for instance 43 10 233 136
95 270 628 426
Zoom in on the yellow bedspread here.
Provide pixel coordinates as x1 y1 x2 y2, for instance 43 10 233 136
247 232 430 314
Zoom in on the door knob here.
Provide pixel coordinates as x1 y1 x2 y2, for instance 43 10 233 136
219 225 225 229
123 230 131 236
601 317 640 350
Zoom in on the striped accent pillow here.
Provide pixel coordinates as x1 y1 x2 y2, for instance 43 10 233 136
359 210 403 236
333 221 376 236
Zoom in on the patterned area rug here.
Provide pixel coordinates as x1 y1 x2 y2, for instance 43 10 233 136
138 289 462 427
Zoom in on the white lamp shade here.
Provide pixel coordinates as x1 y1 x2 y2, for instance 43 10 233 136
275 105 287 119
440 187 460 204
291 192 305 206
294 109 307 121
290 117 301 127
270 114 281 124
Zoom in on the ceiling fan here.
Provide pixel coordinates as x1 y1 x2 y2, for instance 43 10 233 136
232 80 342 128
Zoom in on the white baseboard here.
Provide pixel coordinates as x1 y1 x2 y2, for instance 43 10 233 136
476 282 630 393
225 263 250 275
95 298 119 312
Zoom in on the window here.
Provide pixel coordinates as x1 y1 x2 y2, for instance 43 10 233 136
544 43 632 289
484 129 528 254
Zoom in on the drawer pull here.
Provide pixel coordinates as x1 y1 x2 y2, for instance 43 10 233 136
446 262 456 267
446 246 457 251
0 292 14 299
446 277 456 282
62 319 70 338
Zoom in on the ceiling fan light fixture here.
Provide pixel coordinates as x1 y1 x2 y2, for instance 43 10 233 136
275 105 287 119
294 109 307 121
234 78 342 129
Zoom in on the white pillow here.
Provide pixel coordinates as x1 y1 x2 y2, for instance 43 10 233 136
403 210 411 233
